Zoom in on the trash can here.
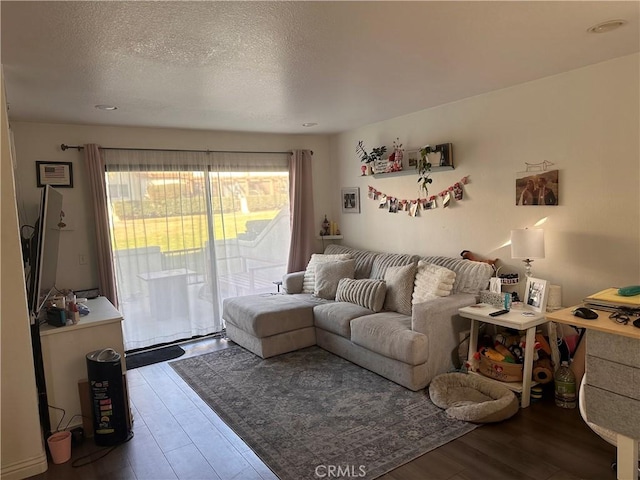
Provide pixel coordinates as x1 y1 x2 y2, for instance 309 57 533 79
86 348 129 446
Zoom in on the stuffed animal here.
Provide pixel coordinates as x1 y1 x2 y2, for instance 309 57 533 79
460 250 497 266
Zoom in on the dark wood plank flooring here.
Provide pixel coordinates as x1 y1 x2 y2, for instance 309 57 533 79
31 337 618 480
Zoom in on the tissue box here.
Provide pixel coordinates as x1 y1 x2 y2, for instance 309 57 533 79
479 290 509 307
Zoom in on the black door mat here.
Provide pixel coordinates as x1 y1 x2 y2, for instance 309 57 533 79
126 345 186 370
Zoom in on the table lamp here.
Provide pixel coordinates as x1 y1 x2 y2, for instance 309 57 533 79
510 228 545 277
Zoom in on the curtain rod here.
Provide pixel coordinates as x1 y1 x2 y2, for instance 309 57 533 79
60 144 312 155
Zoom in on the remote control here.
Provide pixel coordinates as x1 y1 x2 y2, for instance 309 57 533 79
489 309 510 317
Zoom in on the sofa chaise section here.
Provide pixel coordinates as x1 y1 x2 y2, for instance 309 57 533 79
223 293 319 358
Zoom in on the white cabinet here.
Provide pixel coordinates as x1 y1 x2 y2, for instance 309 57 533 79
39 297 127 430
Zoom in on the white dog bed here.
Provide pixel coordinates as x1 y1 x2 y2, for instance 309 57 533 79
429 372 519 423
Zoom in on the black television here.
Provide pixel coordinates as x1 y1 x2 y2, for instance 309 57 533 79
26 184 63 323
26 184 63 436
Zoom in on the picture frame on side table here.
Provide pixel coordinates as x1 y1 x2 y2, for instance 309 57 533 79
36 161 74 188
341 187 360 213
524 277 548 313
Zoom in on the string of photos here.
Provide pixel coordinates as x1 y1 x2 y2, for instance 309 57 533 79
368 175 470 217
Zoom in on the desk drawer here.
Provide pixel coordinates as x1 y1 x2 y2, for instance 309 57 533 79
584 385 640 439
587 330 640 367
586 356 640 401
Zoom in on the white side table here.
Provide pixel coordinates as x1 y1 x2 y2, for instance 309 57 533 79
459 304 547 408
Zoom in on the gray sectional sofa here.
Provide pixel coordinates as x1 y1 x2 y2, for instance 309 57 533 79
223 244 493 391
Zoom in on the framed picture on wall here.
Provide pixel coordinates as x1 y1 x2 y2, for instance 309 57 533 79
36 161 73 188
341 187 360 213
524 277 549 313
515 169 559 206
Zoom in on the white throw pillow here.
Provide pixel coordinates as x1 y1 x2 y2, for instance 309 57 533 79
302 253 352 294
314 259 356 300
383 264 417 315
335 278 387 312
412 260 456 305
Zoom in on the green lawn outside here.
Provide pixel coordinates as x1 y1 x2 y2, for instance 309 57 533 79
112 210 281 252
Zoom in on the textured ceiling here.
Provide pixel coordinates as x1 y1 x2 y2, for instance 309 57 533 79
2 1 639 134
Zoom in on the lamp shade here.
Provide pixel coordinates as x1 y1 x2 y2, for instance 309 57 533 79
510 229 545 259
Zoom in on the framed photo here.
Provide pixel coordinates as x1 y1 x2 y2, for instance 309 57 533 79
341 187 360 213
405 149 419 169
524 277 549 313
36 161 73 188
515 169 559 206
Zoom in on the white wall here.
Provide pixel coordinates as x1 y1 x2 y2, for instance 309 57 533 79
9 54 640 309
330 54 640 306
1 71 48 479
10 124 332 291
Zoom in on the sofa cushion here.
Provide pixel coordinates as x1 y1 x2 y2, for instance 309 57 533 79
314 259 355 300
383 264 417 315
302 253 352 293
335 278 387 312
313 302 373 338
324 244 379 279
412 261 456 304
350 313 428 365
422 256 493 295
369 253 419 280
223 294 314 338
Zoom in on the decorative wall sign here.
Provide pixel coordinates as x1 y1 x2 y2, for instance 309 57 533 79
36 161 73 188
367 175 470 217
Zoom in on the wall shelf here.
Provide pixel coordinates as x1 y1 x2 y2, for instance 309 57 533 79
316 235 343 240
371 165 454 179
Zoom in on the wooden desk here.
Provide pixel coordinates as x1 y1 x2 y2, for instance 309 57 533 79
547 306 640 340
40 297 127 430
546 306 639 480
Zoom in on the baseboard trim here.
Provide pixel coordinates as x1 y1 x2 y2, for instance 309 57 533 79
1 451 48 480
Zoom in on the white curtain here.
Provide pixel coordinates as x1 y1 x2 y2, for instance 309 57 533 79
102 149 290 351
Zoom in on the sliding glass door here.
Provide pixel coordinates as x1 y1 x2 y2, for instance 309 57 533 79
104 150 290 351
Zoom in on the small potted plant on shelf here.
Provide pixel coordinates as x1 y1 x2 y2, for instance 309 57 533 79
417 145 435 194
356 141 387 175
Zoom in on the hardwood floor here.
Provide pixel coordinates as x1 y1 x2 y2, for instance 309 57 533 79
31 338 619 480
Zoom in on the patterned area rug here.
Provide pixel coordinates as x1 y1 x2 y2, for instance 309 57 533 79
170 346 478 480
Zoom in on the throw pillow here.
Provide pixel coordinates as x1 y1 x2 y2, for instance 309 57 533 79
335 278 387 312
302 253 352 293
314 259 356 300
422 256 494 295
412 260 457 305
383 264 417 315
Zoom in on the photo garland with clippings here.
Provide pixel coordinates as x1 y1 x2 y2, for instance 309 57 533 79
367 175 469 217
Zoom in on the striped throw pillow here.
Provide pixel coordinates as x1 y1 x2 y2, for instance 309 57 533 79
335 278 387 312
